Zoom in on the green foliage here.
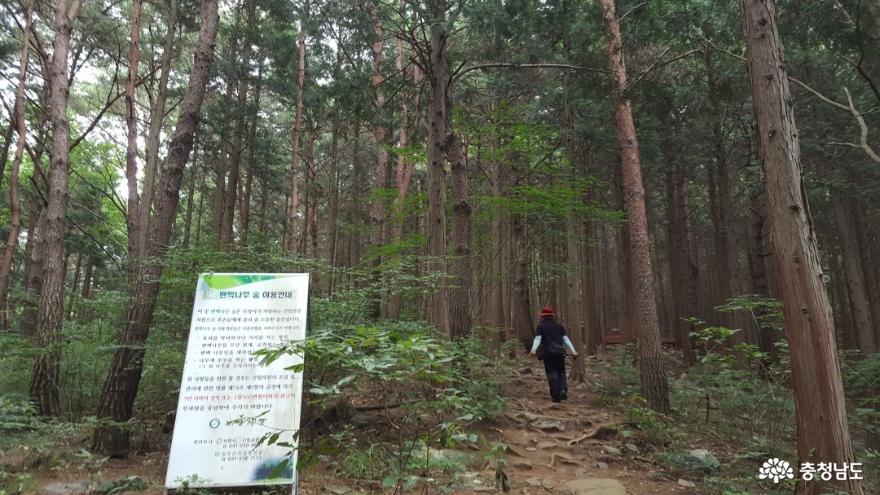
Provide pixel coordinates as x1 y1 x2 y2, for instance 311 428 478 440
842 353 880 492
253 319 504 488
0 395 40 434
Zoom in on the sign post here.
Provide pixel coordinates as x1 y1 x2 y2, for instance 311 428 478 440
165 273 309 490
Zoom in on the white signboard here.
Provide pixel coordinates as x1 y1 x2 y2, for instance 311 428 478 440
165 273 309 489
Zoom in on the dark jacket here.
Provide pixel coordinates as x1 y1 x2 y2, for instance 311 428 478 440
536 318 567 355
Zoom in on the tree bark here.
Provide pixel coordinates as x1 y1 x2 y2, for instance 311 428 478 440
853 202 880 348
490 138 507 352
742 1 863 492
305 129 318 258
93 0 220 456
663 135 696 365
124 0 144 285
832 192 876 353
512 214 533 350
221 0 255 248
388 35 415 319
426 0 450 334
0 0 33 331
328 117 340 270
369 0 389 253
614 166 635 343
240 59 262 246
182 148 198 249
287 0 308 252
704 48 735 323
139 0 179 256
600 0 669 414
748 189 782 357
449 133 472 338
0 112 14 192
31 0 83 416
21 179 47 338
566 212 586 379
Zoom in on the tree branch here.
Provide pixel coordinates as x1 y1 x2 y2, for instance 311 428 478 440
453 63 607 82
628 47 699 92
843 87 880 164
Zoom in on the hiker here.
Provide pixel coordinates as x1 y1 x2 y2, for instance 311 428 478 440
529 305 578 402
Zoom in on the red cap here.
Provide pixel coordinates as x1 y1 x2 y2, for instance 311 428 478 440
539 305 555 318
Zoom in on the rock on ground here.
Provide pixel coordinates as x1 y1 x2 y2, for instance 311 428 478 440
561 477 628 495
43 481 90 495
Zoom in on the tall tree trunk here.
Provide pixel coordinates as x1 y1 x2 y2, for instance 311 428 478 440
512 214 533 349
305 129 318 258
566 213 586 379
221 0 255 248
240 59 262 246
31 0 83 417
369 0 389 254
195 172 206 246
349 125 364 268
81 256 93 299
748 189 782 357
705 48 734 323
93 0 220 455
287 0 308 252
124 0 144 285
326 120 340 295
182 148 198 249
139 0 179 256
0 0 33 331
663 136 696 365
490 141 507 352
0 112 14 191
328 117 340 268
832 192 876 353
600 0 669 414
833 253 859 350
426 0 450 334
853 202 880 348
388 36 415 319
742 2 863 492
583 220 607 351
21 180 47 338
449 134 471 338
614 165 634 343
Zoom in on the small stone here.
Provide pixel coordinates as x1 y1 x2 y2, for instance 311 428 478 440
595 461 609 469
326 485 353 495
525 478 543 487
561 478 628 495
678 479 696 488
531 418 567 431
554 452 579 465
510 458 533 469
624 443 640 454
43 481 90 495
602 446 622 456
657 449 720 474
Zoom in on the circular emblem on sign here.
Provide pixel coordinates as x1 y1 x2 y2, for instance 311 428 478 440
209 418 221 429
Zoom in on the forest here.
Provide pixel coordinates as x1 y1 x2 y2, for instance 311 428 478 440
0 0 879 493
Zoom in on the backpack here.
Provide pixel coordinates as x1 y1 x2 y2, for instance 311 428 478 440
536 338 565 360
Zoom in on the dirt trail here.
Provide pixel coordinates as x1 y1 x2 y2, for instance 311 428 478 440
35 356 699 494
488 357 695 495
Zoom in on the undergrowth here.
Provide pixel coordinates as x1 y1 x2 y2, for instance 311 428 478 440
593 294 878 495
